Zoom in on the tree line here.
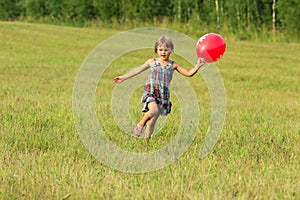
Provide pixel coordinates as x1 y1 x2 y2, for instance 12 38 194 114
1 0 299 37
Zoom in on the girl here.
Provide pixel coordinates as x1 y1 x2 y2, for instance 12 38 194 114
114 36 205 139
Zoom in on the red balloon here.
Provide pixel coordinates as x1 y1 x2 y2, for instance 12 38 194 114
196 33 226 63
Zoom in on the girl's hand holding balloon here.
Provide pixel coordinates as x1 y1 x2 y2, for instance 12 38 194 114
194 58 206 71
197 57 206 66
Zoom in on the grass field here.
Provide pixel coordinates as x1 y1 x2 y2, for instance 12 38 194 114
0 21 299 199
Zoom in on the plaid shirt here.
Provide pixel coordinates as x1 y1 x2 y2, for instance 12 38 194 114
141 58 174 115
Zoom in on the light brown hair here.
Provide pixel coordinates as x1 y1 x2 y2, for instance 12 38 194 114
154 36 174 53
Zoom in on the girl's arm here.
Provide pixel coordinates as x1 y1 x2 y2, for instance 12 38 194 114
174 58 206 77
114 59 153 83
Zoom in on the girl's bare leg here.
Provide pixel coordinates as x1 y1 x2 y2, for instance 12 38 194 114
142 102 160 139
138 102 159 126
134 102 160 138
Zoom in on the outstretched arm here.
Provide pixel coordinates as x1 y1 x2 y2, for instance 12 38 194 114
174 58 206 77
114 59 152 83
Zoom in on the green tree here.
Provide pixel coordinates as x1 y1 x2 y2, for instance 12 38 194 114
178 0 195 23
22 0 47 18
44 0 62 19
62 0 95 21
93 0 123 22
0 0 22 20
198 0 215 26
256 0 274 30
277 0 300 33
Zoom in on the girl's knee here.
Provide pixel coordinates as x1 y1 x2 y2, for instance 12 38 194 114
148 110 159 118
147 103 160 118
147 114 159 126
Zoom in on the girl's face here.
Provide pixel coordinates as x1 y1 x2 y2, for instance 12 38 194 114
157 45 172 61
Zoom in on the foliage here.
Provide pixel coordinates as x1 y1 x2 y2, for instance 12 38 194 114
0 0 22 20
0 0 299 39
277 0 300 33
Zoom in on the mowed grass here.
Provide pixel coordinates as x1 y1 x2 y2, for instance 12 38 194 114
0 21 299 199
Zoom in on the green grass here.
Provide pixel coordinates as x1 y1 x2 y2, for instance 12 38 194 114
0 21 299 199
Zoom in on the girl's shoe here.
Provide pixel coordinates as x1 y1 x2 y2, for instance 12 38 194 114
133 123 143 137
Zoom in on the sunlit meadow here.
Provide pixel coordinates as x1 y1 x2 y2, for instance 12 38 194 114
0 22 299 199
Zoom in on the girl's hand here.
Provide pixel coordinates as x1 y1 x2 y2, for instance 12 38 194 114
113 76 125 83
197 58 206 66
194 58 206 71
